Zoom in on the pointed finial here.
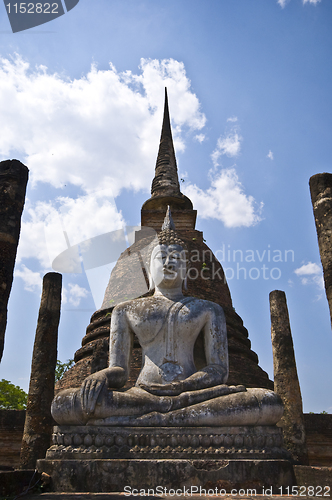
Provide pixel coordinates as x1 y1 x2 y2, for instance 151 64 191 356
161 87 172 139
141 88 195 225
151 88 180 197
161 205 176 231
158 206 185 247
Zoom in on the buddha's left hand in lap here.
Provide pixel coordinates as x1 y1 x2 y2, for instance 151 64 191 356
139 365 228 396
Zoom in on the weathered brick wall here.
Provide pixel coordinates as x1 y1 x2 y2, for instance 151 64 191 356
0 409 25 469
304 414 332 466
141 209 197 231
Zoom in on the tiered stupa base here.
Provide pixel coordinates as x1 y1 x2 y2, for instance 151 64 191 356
38 425 294 492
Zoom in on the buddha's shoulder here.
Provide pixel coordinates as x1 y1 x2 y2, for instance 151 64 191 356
184 297 225 315
113 296 161 314
113 296 224 316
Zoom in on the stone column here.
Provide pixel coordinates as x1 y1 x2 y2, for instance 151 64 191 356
20 273 62 469
0 159 29 361
269 290 308 464
309 173 332 327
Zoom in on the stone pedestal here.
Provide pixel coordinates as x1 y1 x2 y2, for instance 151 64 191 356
38 458 295 492
37 425 294 492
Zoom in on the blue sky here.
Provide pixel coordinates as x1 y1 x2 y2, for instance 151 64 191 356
0 0 331 413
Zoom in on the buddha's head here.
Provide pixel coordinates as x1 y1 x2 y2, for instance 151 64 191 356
149 207 187 292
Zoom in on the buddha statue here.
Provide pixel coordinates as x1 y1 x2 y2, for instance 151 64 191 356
41 92 292 493
51 207 283 428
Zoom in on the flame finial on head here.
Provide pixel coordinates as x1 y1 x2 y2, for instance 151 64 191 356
158 206 185 247
162 205 176 231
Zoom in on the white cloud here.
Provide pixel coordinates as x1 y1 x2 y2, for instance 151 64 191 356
278 0 321 6
227 116 238 123
194 134 205 143
1 54 208 290
294 262 324 290
267 150 274 160
67 283 89 307
183 167 263 228
14 264 89 307
14 264 42 292
17 190 125 268
61 286 68 304
277 0 290 7
211 131 242 168
0 55 205 196
295 262 321 276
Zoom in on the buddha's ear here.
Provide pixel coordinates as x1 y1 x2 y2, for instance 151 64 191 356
183 275 188 291
148 271 155 292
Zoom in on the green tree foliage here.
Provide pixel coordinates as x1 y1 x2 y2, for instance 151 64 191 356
0 379 27 410
55 359 74 382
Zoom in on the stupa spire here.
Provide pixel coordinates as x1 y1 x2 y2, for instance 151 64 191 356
151 88 181 197
141 88 196 230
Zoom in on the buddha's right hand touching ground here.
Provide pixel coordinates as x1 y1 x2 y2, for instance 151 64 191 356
80 366 126 415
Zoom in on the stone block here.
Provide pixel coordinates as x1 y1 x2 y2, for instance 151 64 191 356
293 465 332 488
37 458 295 492
0 469 39 496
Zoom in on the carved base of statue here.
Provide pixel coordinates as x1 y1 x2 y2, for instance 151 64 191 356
46 423 289 460
39 388 293 491
38 422 295 491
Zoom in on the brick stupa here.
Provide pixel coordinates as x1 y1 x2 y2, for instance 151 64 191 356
56 89 273 394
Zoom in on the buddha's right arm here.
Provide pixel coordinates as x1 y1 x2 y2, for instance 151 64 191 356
80 366 127 415
80 305 133 414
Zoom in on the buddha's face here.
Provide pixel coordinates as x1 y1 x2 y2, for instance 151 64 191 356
150 243 186 289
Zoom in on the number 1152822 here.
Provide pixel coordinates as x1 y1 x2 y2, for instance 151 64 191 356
6 3 59 14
